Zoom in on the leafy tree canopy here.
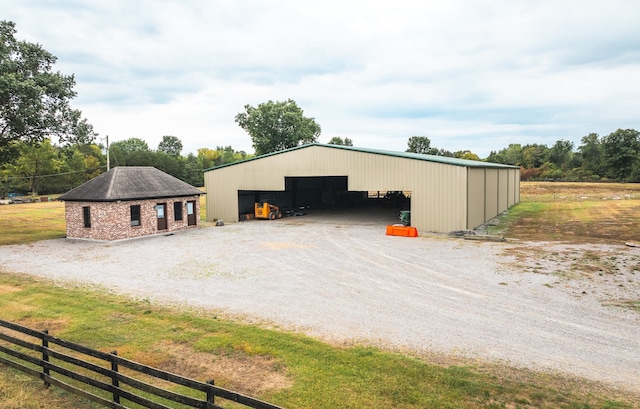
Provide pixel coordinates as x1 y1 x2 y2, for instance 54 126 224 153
235 99 321 155
548 140 574 169
328 136 353 146
1 139 62 195
110 137 150 154
486 144 523 166
602 128 640 181
406 136 434 154
578 133 603 175
0 21 96 165
108 138 151 167
453 150 480 161
406 136 455 157
521 144 549 169
157 135 183 156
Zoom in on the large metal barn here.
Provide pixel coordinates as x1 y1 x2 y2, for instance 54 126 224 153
204 144 520 233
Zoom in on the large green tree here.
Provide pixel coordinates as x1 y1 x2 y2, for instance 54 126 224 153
406 136 454 157
109 138 153 166
235 99 321 155
486 144 523 165
328 136 353 146
406 136 435 154
157 135 183 156
548 140 574 170
0 21 96 165
521 144 549 169
577 133 603 177
602 128 640 181
453 150 480 161
1 139 62 195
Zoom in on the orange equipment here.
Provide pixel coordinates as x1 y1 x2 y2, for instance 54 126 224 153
254 202 282 220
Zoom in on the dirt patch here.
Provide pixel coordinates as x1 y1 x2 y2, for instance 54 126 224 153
13 318 70 335
0 318 70 349
0 285 21 295
152 342 292 396
500 242 640 309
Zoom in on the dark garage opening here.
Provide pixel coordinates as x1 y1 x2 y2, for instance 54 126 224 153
238 176 411 225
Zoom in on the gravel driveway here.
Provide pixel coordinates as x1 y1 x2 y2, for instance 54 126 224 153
1 219 639 392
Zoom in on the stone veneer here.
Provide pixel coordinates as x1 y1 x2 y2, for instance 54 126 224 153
64 196 201 241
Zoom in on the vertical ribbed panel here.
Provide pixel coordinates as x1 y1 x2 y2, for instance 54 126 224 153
498 169 509 213
205 145 518 233
467 168 486 229
484 169 498 221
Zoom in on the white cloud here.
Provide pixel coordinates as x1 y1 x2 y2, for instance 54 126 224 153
3 0 640 157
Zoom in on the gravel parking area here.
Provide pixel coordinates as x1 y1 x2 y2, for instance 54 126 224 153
1 218 639 392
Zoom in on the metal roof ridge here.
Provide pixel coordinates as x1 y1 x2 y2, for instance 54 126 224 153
205 143 518 171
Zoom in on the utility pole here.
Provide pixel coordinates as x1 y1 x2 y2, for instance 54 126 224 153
106 135 110 171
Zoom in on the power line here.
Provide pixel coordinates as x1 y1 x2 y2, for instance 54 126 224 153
1 166 106 181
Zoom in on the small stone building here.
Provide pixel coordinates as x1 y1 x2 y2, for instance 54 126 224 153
58 166 203 241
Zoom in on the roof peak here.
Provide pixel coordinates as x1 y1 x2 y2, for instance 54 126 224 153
206 143 518 171
59 166 203 202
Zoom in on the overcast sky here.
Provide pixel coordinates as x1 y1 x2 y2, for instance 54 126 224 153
4 0 640 158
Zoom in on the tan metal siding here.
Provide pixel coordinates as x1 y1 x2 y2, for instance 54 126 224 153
407 162 468 233
467 168 486 229
204 166 240 223
508 168 520 206
484 169 498 221
205 145 514 233
515 169 521 203
497 169 509 213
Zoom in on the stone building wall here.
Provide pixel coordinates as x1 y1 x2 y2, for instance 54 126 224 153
64 195 201 241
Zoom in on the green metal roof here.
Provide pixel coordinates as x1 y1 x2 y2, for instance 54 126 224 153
204 143 519 172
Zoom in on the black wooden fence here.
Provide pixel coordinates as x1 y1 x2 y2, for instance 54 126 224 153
0 319 286 409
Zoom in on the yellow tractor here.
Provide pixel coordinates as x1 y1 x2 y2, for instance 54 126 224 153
254 202 283 220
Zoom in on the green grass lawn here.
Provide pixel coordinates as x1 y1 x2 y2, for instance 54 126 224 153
2 184 640 408
0 274 637 409
0 202 66 245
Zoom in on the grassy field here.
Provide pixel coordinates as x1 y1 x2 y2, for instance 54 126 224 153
0 201 66 245
492 182 640 243
0 194 208 245
1 183 640 408
1 273 637 409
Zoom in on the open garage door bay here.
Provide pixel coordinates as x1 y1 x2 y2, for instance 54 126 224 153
238 176 410 225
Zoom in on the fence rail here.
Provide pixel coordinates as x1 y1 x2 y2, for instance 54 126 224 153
0 319 285 409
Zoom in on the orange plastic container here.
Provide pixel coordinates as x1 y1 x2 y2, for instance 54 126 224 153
386 225 418 237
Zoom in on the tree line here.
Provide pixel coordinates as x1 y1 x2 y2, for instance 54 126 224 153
406 131 640 182
0 137 249 196
6 125 637 197
484 129 640 182
2 19 639 198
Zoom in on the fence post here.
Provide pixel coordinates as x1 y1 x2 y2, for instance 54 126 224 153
42 330 50 388
206 379 215 406
111 351 120 404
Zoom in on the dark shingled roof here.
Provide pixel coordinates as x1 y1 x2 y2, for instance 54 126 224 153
58 167 203 202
